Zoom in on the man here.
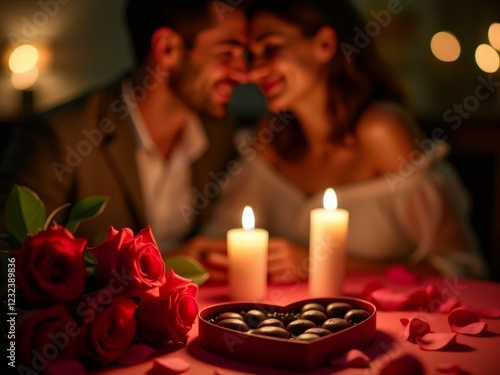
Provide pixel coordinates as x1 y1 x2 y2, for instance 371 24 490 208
0 0 248 261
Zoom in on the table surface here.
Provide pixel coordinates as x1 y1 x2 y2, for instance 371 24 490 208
94 274 500 375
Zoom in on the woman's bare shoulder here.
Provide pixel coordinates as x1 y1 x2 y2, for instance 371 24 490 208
355 102 425 173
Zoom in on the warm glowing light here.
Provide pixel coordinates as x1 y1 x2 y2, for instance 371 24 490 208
323 188 337 210
10 67 39 90
8 44 39 74
430 31 461 62
242 206 255 229
488 23 500 51
475 44 500 73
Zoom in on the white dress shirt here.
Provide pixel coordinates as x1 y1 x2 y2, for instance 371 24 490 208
123 81 208 252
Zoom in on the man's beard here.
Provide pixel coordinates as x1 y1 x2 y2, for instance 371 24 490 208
168 58 228 120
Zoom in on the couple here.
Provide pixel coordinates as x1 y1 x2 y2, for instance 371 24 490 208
0 0 488 280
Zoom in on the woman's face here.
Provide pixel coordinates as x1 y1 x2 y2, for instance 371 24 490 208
248 12 329 112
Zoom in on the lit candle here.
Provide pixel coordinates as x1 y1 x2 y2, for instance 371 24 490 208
227 206 268 301
309 188 349 297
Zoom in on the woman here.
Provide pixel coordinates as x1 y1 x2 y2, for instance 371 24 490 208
202 0 488 281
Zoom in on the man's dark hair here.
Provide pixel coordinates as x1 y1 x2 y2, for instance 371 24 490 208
125 0 216 64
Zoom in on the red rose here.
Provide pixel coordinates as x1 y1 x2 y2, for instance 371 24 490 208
136 269 198 345
17 304 81 371
89 226 166 301
78 291 138 366
15 226 87 306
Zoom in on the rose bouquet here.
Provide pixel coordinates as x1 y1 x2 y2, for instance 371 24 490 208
1 186 203 374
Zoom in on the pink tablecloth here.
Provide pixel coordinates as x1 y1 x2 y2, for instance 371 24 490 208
95 274 500 375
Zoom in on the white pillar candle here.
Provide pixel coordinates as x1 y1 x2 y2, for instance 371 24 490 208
309 188 349 297
227 206 268 301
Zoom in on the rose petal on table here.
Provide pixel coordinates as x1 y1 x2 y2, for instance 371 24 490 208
149 357 191 374
425 284 440 303
448 306 487 335
452 320 487 335
422 284 461 313
384 265 419 285
379 354 425 375
370 287 427 310
363 281 386 299
330 349 370 368
408 288 430 309
438 297 461 314
400 318 431 342
116 343 156 365
436 363 470 374
44 360 87 375
415 332 457 350
478 308 500 318
370 288 410 310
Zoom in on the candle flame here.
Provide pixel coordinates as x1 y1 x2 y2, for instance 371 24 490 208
242 206 255 229
323 188 337 210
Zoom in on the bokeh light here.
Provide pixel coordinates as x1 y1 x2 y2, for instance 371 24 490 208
430 31 461 62
8 44 40 74
488 22 500 51
475 44 500 73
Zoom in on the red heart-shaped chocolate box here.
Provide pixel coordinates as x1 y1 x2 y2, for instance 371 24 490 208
198 297 377 371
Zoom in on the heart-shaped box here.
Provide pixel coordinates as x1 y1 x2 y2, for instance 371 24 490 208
198 297 377 372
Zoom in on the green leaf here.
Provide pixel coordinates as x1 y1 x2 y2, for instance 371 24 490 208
164 255 210 286
65 196 108 233
44 203 70 229
84 250 98 274
4 185 46 244
84 250 98 266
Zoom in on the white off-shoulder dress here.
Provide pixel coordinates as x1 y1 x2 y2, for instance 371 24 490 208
202 144 488 279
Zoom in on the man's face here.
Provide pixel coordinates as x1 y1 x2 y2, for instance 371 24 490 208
170 10 248 119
